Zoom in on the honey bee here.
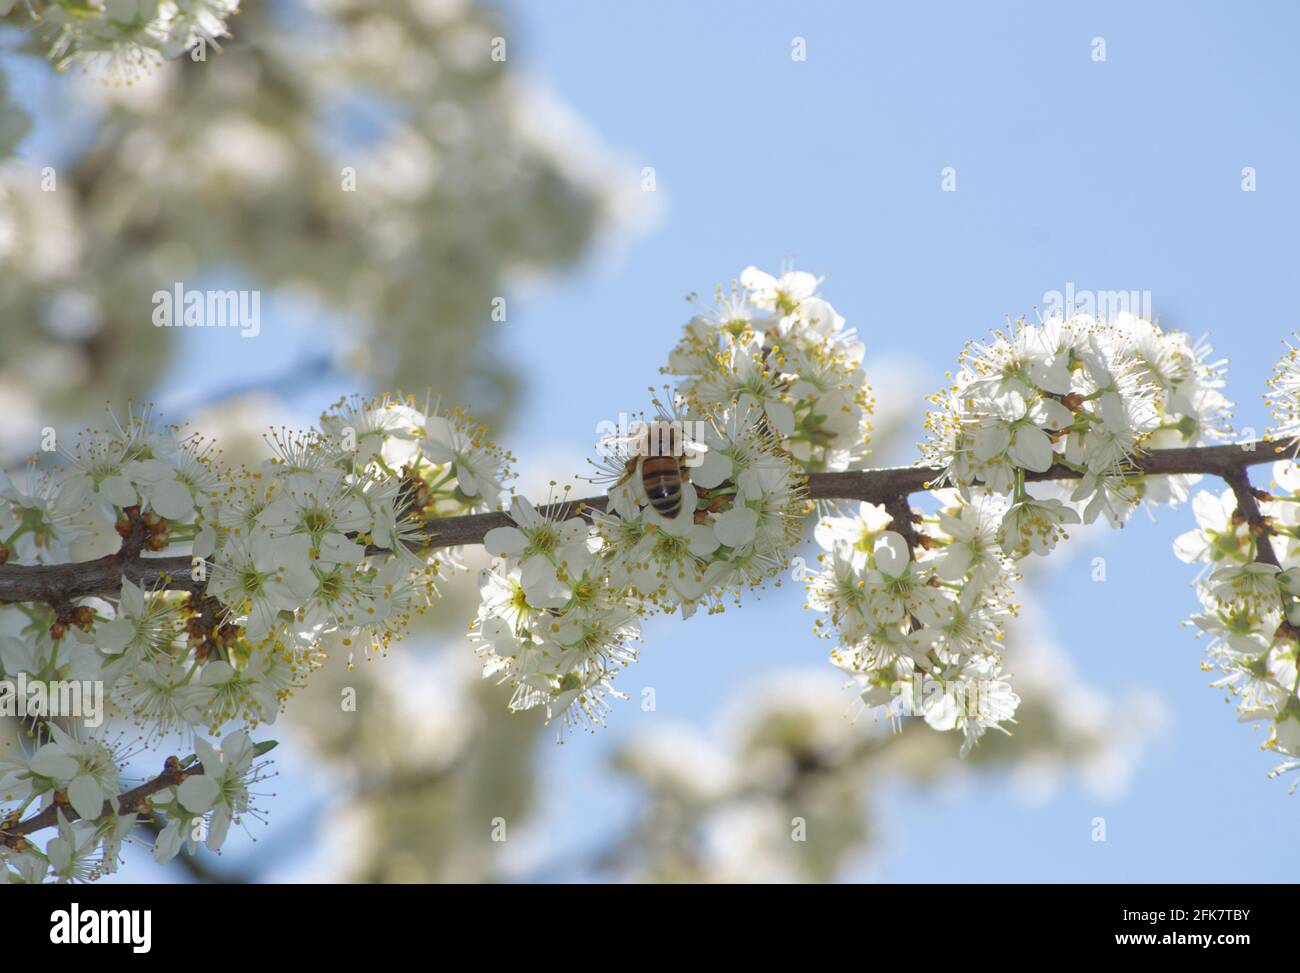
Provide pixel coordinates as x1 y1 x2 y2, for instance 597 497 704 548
607 419 696 520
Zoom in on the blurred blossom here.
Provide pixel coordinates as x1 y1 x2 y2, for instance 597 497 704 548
279 633 544 883
608 601 1161 883
0 0 624 456
613 726 734 805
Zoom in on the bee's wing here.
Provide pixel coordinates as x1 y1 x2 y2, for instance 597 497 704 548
596 431 647 461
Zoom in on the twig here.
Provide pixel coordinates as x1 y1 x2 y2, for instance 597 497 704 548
2 759 202 842
884 494 920 558
0 438 1293 604
1222 468 1283 568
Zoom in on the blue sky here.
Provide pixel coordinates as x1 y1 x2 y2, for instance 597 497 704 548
11 0 1300 881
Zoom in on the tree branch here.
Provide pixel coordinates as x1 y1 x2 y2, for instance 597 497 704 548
0 438 1293 604
1222 467 1283 568
884 494 920 557
2 759 202 843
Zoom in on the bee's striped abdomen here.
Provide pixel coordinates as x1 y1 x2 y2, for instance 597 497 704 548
640 456 683 519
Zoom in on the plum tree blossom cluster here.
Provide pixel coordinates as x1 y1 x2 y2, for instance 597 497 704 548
807 312 1234 755
667 267 873 473
1174 468 1300 786
467 268 871 731
3 0 240 84
1168 348 1300 789
0 266 1296 883
471 398 808 731
808 493 1021 756
0 396 509 881
922 312 1231 541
